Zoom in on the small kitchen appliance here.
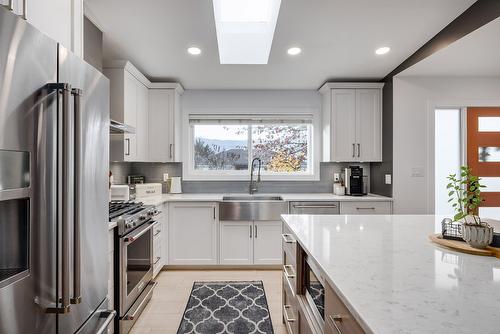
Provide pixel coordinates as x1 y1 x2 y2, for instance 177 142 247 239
111 184 136 201
135 183 162 198
345 166 364 196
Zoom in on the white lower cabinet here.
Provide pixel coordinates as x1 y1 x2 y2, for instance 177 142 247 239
253 221 282 265
220 220 282 265
168 202 218 265
220 221 253 265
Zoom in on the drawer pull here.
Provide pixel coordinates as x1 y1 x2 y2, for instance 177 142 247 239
282 234 296 244
153 230 161 237
329 315 344 334
154 257 161 265
283 305 296 322
292 205 337 209
283 265 296 278
356 207 375 210
329 314 342 334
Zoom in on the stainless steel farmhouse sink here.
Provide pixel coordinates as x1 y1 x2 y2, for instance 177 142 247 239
219 195 285 221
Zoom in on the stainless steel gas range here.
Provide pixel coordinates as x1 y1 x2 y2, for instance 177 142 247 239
109 201 160 334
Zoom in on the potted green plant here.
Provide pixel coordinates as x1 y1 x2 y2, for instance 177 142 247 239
447 166 493 249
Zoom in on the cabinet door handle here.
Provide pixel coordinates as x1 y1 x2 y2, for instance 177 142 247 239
329 315 344 334
283 265 296 278
283 305 296 322
169 143 173 159
213 207 216 220
254 225 257 238
250 225 252 238
352 143 355 158
125 138 130 156
357 143 360 158
356 207 375 210
21 0 26 19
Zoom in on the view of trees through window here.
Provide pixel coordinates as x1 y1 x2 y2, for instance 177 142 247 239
193 124 310 173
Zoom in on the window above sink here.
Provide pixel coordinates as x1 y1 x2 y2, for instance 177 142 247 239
183 112 320 181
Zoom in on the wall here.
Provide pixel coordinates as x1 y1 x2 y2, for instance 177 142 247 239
393 76 500 214
181 89 323 181
111 161 370 194
370 79 393 197
83 16 103 71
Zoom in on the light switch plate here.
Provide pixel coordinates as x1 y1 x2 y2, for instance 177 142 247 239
385 174 392 185
163 173 169 182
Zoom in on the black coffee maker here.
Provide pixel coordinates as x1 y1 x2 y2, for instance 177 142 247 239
344 166 364 196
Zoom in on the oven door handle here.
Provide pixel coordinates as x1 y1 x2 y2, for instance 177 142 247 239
124 222 154 244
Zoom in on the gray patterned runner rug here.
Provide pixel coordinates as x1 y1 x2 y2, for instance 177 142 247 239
177 281 274 334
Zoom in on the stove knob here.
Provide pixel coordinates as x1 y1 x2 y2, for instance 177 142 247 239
125 221 133 229
140 214 147 221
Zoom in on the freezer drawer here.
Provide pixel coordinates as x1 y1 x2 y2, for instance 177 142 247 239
289 202 340 215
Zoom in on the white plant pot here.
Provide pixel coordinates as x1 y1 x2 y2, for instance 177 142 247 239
461 217 494 249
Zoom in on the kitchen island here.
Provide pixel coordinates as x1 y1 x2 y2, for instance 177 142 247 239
281 214 500 334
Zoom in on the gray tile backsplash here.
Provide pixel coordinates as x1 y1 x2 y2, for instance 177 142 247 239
110 162 370 194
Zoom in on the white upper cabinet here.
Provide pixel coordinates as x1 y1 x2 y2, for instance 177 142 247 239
104 61 151 162
148 84 184 162
320 83 384 162
3 0 83 57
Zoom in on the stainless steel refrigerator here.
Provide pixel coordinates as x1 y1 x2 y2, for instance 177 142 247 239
0 6 114 334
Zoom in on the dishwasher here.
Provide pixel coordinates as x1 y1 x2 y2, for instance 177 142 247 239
289 201 340 214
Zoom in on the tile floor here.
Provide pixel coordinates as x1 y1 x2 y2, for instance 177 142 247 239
130 270 286 334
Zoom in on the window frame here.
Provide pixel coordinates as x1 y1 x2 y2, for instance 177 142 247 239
182 108 321 181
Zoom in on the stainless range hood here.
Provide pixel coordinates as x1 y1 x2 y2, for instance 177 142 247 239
110 119 136 134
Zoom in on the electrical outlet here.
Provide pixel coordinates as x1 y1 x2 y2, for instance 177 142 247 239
163 173 169 182
333 173 340 182
385 174 392 185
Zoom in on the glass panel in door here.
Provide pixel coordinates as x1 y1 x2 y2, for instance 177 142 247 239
126 229 152 295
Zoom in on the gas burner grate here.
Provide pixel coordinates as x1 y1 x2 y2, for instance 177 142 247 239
109 201 144 220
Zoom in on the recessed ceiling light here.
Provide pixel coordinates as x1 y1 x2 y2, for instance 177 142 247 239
187 47 202 55
375 46 390 55
287 47 302 56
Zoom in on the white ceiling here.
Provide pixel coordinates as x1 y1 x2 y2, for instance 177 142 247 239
84 0 477 89
399 17 500 77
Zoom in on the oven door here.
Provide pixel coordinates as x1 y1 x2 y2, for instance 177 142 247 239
119 221 154 315
304 257 325 326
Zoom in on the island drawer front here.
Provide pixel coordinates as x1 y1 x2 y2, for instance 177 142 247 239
283 275 298 334
325 282 365 334
282 224 297 260
339 201 392 215
283 251 297 295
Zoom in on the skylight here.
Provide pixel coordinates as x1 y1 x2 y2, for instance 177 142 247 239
212 0 282 64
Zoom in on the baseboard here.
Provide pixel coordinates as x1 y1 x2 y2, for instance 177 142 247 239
162 265 281 270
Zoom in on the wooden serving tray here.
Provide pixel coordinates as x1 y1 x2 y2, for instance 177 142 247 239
429 234 500 259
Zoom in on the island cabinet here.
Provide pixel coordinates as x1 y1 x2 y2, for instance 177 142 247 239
282 222 365 334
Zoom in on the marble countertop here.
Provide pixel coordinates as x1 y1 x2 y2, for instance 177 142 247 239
134 193 392 206
281 214 500 334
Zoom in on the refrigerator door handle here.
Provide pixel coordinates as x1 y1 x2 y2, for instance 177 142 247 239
46 83 73 314
71 88 83 305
